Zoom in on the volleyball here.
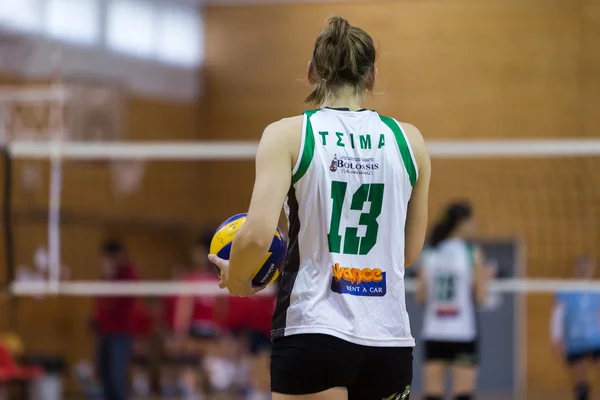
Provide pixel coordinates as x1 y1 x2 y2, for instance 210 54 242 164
210 213 286 287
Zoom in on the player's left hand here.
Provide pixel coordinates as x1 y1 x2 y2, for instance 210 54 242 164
208 254 266 297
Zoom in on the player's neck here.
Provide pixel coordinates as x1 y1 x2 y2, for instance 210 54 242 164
321 87 363 111
448 234 462 241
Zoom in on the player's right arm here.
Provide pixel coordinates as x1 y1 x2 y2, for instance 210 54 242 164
402 123 431 268
473 246 488 305
213 116 302 296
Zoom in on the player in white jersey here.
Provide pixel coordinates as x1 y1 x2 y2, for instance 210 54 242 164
208 16 431 400
416 202 487 400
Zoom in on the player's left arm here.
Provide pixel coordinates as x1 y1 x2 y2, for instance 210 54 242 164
415 264 427 305
226 119 297 287
402 123 431 268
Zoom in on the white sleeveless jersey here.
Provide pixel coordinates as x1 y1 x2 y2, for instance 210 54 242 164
271 108 417 347
421 239 477 342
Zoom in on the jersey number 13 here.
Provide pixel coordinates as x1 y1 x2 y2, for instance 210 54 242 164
327 180 384 256
435 275 456 302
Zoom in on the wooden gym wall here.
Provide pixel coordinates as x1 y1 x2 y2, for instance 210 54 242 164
0 73 207 381
200 0 600 391
0 0 597 392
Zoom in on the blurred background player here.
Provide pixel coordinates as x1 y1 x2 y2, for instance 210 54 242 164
417 202 488 400
160 264 185 397
224 285 277 400
168 234 225 399
551 255 600 400
130 296 156 398
244 293 276 400
92 239 139 400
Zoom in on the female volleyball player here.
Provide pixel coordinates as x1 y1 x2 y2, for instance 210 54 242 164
94 239 139 400
209 16 431 400
551 255 600 400
416 202 488 400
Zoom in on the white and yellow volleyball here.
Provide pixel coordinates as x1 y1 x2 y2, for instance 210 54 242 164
210 213 287 287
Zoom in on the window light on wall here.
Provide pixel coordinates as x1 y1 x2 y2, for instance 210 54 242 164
45 0 100 44
0 0 44 34
156 5 203 67
0 0 204 70
106 0 156 58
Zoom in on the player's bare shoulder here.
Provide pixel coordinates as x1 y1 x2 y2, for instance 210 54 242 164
399 122 429 170
262 115 304 165
265 115 304 137
399 122 425 152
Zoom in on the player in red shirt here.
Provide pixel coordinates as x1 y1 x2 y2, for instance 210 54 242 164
174 265 224 341
225 289 276 400
159 266 184 397
162 235 227 397
131 300 155 397
93 239 139 400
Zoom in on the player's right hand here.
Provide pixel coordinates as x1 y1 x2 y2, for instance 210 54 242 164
208 254 266 297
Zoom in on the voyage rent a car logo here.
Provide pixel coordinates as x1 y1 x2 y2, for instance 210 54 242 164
330 263 386 297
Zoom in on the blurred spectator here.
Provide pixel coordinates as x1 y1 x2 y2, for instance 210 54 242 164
93 239 139 400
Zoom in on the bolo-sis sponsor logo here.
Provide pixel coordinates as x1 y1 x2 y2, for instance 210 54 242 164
329 154 379 176
330 263 386 297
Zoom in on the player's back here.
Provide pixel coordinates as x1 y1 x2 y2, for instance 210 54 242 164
557 290 600 354
421 238 477 342
273 107 417 347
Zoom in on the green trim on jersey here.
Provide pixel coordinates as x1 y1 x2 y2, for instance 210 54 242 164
465 241 475 269
291 109 319 185
379 115 417 187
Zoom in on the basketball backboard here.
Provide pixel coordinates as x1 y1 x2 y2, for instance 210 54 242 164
0 29 35 74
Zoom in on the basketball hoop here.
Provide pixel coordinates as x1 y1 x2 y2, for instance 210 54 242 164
19 163 42 193
0 30 34 72
110 160 147 197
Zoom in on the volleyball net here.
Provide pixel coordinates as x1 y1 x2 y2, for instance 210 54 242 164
4 140 263 297
3 138 600 297
1 83 599 301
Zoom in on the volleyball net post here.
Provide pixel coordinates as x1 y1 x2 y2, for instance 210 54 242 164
0 83 71 297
